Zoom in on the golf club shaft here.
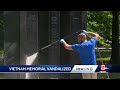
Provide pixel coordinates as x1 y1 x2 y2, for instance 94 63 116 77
40 30 83 50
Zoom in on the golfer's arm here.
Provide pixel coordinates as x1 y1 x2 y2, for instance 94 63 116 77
62 41 73 50
86 32 99 39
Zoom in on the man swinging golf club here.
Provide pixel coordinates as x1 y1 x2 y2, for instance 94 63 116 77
60 30 99 79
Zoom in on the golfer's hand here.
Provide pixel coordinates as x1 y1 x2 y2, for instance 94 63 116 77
60 39 65 44
82 30 88 34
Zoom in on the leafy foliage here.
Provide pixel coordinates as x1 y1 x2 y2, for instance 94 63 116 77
0 11 4 50
87 11 112 47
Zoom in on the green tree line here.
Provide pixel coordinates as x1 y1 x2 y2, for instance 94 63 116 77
87 11 112 47
87 11 120 64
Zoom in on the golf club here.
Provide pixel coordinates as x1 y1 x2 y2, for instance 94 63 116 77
40 30 84 51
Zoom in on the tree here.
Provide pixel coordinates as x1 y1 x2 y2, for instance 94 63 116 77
87 11 112 47
109 11 119 64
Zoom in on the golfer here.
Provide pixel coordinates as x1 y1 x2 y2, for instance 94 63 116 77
60 30 99 79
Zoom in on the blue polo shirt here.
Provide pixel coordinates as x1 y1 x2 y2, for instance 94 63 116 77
71 37 97 65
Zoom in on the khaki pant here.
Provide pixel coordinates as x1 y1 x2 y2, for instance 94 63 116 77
82 73 97 79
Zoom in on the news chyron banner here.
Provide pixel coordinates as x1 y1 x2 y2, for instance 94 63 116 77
0 65 118 73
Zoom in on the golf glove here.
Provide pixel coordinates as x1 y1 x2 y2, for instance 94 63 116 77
60 39 65 44
82 30 88 34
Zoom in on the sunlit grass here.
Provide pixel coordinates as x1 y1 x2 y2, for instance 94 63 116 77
97 57 110 61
